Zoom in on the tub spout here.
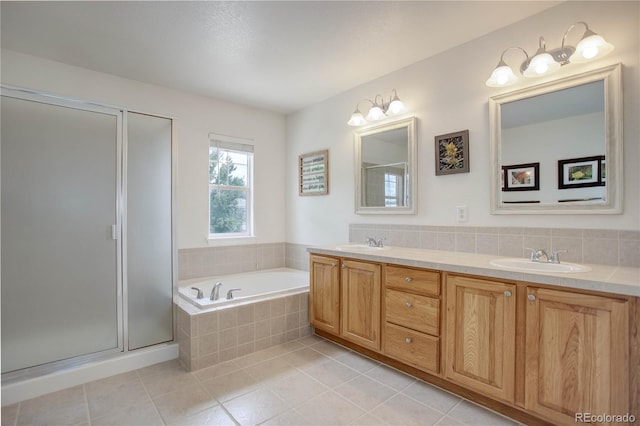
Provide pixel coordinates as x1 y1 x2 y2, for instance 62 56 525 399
226 288 241 300
210 282 223 301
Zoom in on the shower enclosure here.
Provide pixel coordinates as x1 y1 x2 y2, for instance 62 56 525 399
1 87 175 374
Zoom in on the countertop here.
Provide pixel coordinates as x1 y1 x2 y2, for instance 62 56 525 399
308 245 640 297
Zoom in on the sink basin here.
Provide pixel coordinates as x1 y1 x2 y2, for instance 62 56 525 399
335 244 389 252
490 258 591 273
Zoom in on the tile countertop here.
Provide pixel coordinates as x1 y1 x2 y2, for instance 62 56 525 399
308 245 640 298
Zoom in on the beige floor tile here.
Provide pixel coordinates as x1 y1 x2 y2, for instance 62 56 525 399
364 364 416 391
223 388 288 426
152 382 218 423
17 385 88 426
281 346 328 368
447 400 518 425
333 350 379 373
201 369 262 402
140 368 200 397
402 380 461 414
296 334 325 346
166 404 237 426
260 409 309 426
435 416 465 425
243 356 294 383
85 373 149 419
294 390 367 426
334 375 397 411
309 339 350 357
193 360 241 382
371 394 443 426
266 370 329 406
1 403 19 426
301 358 360 388
90 400 163 426
349 412 388 426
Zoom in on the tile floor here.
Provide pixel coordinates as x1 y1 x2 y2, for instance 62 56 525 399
1 335 521 426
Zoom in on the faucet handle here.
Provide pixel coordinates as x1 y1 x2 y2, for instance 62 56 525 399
191 287 204 299
550 249 567 264
525 248 539 261
226 288 241 300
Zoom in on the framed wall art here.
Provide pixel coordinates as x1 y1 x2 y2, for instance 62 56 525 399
558 155 605 189
435 129 469 175
502 162 539 191
299 149 328 196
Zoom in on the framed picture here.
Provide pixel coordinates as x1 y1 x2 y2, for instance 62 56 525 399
558 155 605 189
435 129 469 175
502 162 539 191
299 150 328 196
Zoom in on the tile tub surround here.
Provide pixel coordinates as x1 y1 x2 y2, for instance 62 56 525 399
176 291 311 371
350 224 640 268
178 242 313 279
1 335 521 426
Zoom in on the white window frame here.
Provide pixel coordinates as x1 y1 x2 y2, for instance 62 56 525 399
208 134 254 239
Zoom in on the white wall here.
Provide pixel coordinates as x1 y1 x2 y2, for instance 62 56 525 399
1 49 287 249
285 1 640 246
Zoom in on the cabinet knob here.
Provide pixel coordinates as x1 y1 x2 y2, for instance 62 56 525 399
341 264 346 269
504 290 512 297
331 263 336 268
405 277 412 283
405 337 412 344
405 302 412 308
528 294 536 301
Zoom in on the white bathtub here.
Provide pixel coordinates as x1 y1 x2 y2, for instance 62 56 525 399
178 268 309 310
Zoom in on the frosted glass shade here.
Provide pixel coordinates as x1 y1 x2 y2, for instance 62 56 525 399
570 34 614 63
523 52 560 77
486 64 518 87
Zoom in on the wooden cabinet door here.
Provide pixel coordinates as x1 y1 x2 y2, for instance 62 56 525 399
525 287 629 425
309 255 340 335
341 259 381 351
445 274 516 402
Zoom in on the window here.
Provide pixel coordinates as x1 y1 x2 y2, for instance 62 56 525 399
384 172 402 207
209 136 254 238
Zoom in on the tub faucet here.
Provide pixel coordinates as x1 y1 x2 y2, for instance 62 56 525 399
191 287 203 299
226 288 241 300
210 282 222 301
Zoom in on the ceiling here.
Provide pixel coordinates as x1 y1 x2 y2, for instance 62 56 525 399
1 1 560 114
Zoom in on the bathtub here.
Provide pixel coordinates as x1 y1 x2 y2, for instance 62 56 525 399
178 268 309 310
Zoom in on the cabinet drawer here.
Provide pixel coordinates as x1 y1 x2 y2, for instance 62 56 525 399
385 289 439 336
384 323 440 374
385 266 440 296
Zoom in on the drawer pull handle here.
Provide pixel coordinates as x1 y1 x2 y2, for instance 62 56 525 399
405 302 412 308
528 294 536 301
504 290 512 297
405 277 412 283
405 337 412 344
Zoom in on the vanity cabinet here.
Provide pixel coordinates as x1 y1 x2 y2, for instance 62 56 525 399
341 259 381 351
383 266 441 374
444 274 516 403
309 255 381 350
309 255 340 335
524 287 629 425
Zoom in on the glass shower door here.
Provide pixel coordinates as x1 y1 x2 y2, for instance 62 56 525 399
1 92 122 373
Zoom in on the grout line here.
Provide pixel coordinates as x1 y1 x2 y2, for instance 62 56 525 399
135 369 168 425
82 384 92 426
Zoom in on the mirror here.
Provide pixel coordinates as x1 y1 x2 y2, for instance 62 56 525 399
489 63 622 214
355 116 417 214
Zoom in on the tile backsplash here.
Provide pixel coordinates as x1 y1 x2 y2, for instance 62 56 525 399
177 225 638 280
350 224 640 268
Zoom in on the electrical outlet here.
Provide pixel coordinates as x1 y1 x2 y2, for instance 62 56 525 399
456 205 468 223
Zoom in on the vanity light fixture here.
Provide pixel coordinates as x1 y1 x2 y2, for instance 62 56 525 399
486 21 614 88
347 89 407 126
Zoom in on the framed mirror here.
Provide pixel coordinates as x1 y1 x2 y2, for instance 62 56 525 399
355 116 417 214
489 63 622 214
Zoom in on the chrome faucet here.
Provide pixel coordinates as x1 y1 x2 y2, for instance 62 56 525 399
226 288 241 300
366 236 384 248
210 282 222 301
191 287 203 299
527 248 567 263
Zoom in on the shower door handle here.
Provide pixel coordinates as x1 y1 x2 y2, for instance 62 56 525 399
111 224 119 240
